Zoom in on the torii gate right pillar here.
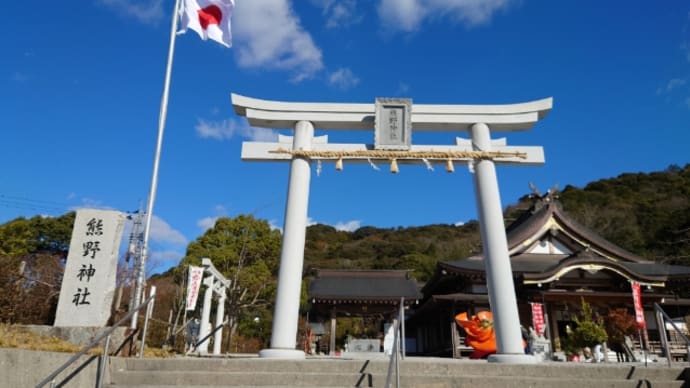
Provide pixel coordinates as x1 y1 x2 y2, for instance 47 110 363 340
470 122 534 363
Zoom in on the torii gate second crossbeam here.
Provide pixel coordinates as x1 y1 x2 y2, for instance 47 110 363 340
232 93 552 363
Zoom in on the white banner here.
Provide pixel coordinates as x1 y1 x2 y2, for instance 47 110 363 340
54 209 125 327
186 265 204 311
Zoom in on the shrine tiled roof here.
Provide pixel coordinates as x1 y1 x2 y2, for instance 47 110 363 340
309 269 421 303
439 251 685 283
505 196 648 263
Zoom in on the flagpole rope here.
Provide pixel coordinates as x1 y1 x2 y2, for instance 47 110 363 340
268 148 527 161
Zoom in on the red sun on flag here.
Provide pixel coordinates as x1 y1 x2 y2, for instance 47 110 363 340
198 5 223 30
179 0 234 47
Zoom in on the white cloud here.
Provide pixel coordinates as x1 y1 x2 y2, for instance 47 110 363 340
268 219 283 233
656 78 687 95
195 119 239 140
77 198 108 209
150 215 188 246
11 72 30 82
197 216 217 232
197 205 230 232
233 0 324 82
195 118 279 142
397 82 410 95
454 221 465 227
311 0 361 28
334 220 361 232
306 216 361 232
98 0 164 25
328 67 360 90
378 0 514 32
378 0 425 32
150 249 182 263
147 249 184 273
267 217 360 233
248 127 281 142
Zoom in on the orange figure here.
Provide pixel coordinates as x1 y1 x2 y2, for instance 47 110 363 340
455 311 497 359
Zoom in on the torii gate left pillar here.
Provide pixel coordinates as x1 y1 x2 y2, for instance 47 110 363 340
232 93 552 361
258 121 314 359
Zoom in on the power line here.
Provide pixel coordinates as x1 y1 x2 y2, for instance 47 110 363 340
0 198 66 213
0 193 69 206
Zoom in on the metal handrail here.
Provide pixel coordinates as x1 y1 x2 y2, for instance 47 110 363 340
384 318 401 388
653 302 690 367
385 298 405 388
186 319 228 355
36 292 157 388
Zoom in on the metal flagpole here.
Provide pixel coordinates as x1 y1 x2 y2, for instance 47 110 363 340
131 0 183 330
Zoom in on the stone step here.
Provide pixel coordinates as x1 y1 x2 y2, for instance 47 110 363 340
105 374 685 388
106 357 689 388
111 357 689 381
108 370 372 387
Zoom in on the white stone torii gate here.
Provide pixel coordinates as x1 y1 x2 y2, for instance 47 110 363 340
232 93 552 363
197 257 230 355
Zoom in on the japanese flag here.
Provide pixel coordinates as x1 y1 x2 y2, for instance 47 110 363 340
179 0 235 47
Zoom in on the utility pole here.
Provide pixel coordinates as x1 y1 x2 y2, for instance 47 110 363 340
126 209 144 317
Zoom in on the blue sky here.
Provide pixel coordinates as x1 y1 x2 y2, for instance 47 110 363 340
2 0 689 274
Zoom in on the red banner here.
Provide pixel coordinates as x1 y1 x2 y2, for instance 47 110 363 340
531 303 546 336
631 281 646 328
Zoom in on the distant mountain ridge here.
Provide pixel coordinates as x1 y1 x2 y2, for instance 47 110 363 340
304 163 690 281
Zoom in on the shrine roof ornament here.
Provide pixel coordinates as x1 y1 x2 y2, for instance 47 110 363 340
232 93 553 131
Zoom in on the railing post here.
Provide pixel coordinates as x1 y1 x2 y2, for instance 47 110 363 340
654 302 690 366
395 343 400 388
140 286 156 359
656 305 671 367
400 297 405 360
97 335 111 388
385 318 400 388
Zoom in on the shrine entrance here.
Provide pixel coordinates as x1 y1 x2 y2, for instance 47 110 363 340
232 93 552 363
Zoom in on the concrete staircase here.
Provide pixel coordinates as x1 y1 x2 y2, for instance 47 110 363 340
105 356 690 388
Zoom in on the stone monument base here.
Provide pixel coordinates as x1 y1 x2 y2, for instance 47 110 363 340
21 325 128 348
259 348 305 359
488 353 539 364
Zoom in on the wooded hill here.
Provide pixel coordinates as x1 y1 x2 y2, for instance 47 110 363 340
303 163 690 282
1 163 689 328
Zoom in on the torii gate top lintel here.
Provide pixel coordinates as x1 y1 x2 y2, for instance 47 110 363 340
231 93 553 132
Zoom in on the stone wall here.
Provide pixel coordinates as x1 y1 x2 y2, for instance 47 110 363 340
0 348 101 388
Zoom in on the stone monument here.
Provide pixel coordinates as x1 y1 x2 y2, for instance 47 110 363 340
54 209 125 327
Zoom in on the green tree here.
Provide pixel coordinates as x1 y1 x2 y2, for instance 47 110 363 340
0 213 74 258
566 299 608 354
0 212 74 324
177 215 281 349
